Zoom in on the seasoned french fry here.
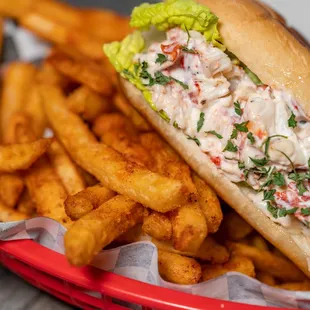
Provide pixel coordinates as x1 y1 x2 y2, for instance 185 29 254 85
116 224 143 245
192 173 223 234
221 211 253 241
66 86 112 122
202 255 255 281
227 242 306 282
47 50 113 95
101 130 152 168
0 174 24 208
92 113 137 137
0 199 29 222
251 235 269 251
275 281 310 291
64 184 115 220
142 212 172 241
42 85 190 212
77 168 98 187
158 250 201 285
20 13 104 61
0 139 52 173
113 94 151 132
0 62 37 143
17 190 36 216
140 132 207 252
65 195 144 266
47 140 86 195
152 236 229 264
0 0 33 18
256 271 276 286
0 18 3 61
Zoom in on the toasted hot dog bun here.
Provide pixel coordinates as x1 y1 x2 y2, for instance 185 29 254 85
119 0 310 278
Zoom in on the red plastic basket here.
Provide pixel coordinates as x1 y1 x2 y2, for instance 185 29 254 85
0 240 298 310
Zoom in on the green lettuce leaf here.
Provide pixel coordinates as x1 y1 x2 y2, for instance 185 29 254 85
130 0 224 49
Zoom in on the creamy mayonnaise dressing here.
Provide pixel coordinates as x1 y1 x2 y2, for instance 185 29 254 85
135 28 310 231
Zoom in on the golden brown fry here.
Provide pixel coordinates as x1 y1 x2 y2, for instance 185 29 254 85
64 184 115 220
251 235 269 251
256 272 276 286
0 62 37 143
0 0 33 18
140 132 207 252
47 50 113 95
0 199 29 222
0 139 52 173
77 168 98 187
115 224 143 245
0 18 3 60
47 140 86 195
92 113 137 137
192 173 223 233
0 174 24 208
158 250 201 285
42 85 189 212
17 190 36 216
113 93 151 132
101 130 152 168
142 212 172 241
202 255 255 281
227 242 306 282
20 13 104 61
153 236 229 264
221 211 253 241
275 281 310 291
65 195 144 266
66 86 112 122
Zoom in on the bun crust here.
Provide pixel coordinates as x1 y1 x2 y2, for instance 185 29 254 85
121 77 310 278
199 0 310 115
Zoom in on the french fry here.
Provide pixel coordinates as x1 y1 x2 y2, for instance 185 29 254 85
0 199 29 222
42 85 190 212
47 50 113 95
77 168 98 187
0 62 37 143
20 12 104 61
0 18 3 61
221 211 253 241
64 184 115 220
140 132 207 252
142 212 172 241
66 86 112 122
47 140 86 195
17 190 36 216
251 235 269 251
113 93 151 132
0 139 52 173
158 250 201 285
0 0 33 18
152 236 229 264
275 281 310 291
192 173 223 234
92 113 137 137
101 130 152 168
0 174 24 208
116 224 143 245
256 272 276 286
202 255 255 281
227 242 306 282
65 195 144 266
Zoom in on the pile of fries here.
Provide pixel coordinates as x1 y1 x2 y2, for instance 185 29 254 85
0 0 309 291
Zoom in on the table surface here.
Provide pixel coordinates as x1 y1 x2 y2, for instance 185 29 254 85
1 0 309 309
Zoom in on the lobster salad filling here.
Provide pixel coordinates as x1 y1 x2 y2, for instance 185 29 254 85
134 27 310 233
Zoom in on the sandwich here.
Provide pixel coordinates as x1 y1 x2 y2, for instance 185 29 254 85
104 0 310 277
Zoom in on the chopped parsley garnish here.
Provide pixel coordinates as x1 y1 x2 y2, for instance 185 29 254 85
301 208 310 216
279 207 298 217
197 112 205 132
187 135 201 146
230 128 238 139
205 130 223 139
234 101 243 116
308 157 310 169
154 71 171 85
288 112 297 128
267 201 278 219
263 189 276 201
249 157 269 167
247 132 255 144
234 121 249 133
155 53 168 65
297 182 307 196
272 172 286 187
185 25 191 45
181 46 196 54
173 121 180 129
238 161 245 169
123 69 134 78
223 140 238 153
140 61 154 86
263 135 288 157
171 77 189 90
134 63 140 74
